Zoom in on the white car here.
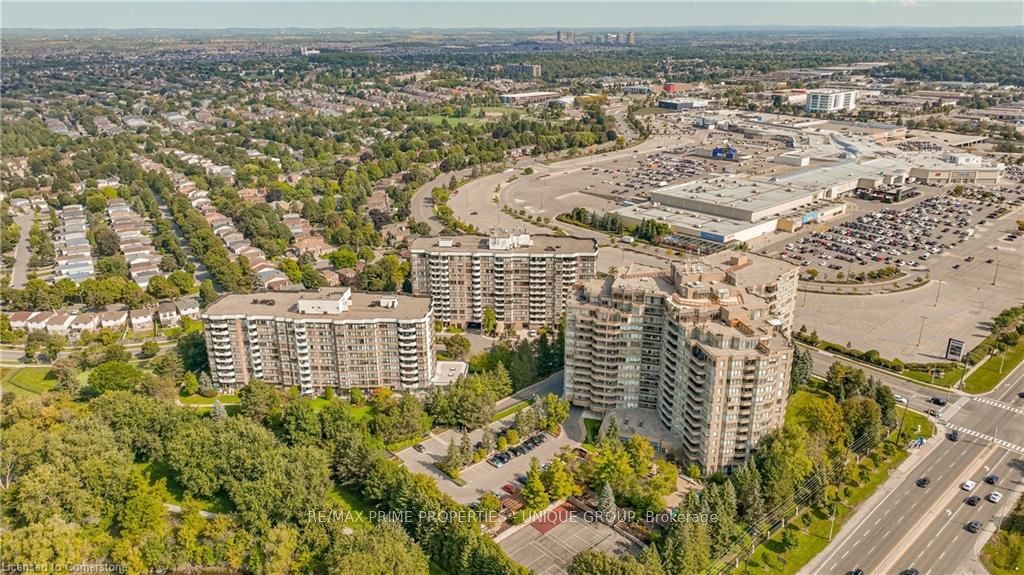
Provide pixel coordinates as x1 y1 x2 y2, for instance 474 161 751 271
988 492 1003 503
962 480 977 491
894 395 907 405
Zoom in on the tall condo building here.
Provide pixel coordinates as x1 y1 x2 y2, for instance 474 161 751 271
203 288 435 395
564 251 799 472
502 63 542 78
805 89 858 112
409 230 598 329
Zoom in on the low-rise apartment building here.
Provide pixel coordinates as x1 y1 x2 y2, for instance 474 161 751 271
564 251 799 473
202 288 435 395
409 231 598 330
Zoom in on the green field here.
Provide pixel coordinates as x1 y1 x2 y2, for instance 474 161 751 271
1 366 58 396
963 340 1024 394
903 366 964 388
179 393 241 405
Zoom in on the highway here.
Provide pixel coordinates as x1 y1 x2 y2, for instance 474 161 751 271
803 347 1024 575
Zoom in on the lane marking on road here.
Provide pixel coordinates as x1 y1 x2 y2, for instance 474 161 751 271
944 424 1024 454
973 396 1024 415
841 550 850 559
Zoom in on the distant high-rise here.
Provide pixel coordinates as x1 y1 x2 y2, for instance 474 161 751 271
556 30 575 44
564 252 799 473
502 63 542 78
626 31 636 46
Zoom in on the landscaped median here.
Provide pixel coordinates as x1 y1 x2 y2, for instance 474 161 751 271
981 494 1024 574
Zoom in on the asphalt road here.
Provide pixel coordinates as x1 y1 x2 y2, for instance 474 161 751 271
10 212 35 288
804 347 1024 575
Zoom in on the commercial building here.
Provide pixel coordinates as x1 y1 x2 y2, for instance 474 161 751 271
805 89 858 113
564 252 798 472
409 231 598 330
658 98 710 111
202 288 435 394
500 91 560 105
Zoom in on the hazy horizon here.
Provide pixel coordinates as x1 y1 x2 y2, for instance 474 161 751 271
4 1 1023 30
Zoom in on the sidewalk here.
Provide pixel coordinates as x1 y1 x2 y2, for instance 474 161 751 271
798 424 946 575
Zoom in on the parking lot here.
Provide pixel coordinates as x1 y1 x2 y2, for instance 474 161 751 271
775 193 1010 280
395 418 578 505
499 501 642 575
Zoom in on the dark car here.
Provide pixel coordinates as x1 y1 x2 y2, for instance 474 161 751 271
916 477 931 488
1018 391 1024 399
966 520 983 533
899 570 920 575
965 495 981 506
948 430 960 442
413 443 426 453
847 570 865 575
930 397 948 406
985 474 999 485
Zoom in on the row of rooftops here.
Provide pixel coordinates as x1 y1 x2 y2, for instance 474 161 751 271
6 297 199 336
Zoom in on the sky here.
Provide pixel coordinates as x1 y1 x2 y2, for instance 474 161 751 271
2 1 1022 29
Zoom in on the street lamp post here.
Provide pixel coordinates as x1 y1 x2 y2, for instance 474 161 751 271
917 316 927 348
933 280 943 307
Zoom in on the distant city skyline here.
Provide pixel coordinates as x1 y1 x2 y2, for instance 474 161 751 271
3 1 1022 30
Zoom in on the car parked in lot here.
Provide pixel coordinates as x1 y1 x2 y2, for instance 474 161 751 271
899 569 920 575
985 474 999 485
413 443 426 453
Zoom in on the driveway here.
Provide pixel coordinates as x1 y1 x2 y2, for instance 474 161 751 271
396 413 578 505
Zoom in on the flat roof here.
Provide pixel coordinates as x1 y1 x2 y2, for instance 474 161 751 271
409 234 597 255
204 289 432 321
652 176 818 214
772 157 909 189
613 203 771 238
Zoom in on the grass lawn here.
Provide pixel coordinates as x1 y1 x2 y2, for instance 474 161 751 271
1 366 58 396
347 404 376 423
137 461 234 514
583 417 602 444
981 496 1024 575
492 399 532 422
179 393 240 405
903 366 964 388
964 340 1024 394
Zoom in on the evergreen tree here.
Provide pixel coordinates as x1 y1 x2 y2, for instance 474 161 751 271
211 400 228 421
522 459 550 511
597 483 617 525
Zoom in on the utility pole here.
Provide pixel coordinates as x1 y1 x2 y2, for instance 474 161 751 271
828 503 837 541
895 399 910 445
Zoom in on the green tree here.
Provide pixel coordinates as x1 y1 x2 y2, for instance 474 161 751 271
88 361 146 394
238 380 281 425
140 341 160 359
521 458 550 511
597 482 617 524
541 457 577 500
482 306 497 336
